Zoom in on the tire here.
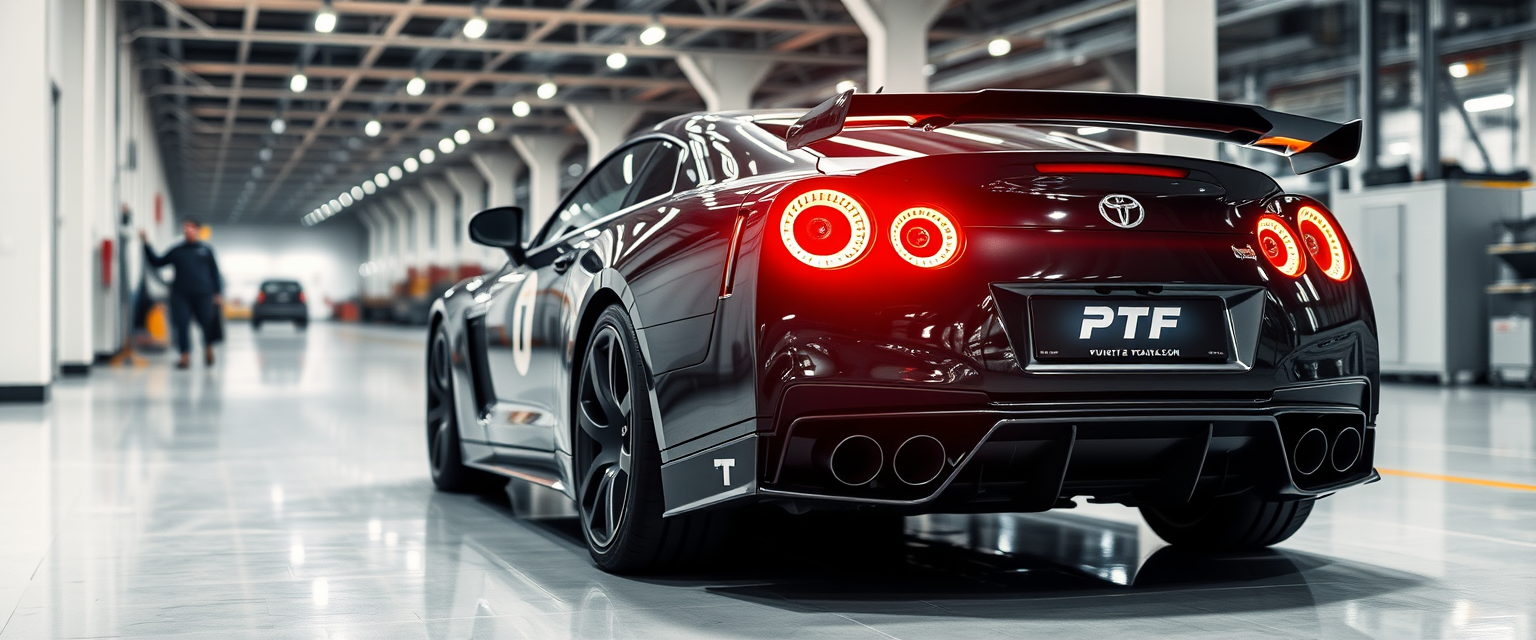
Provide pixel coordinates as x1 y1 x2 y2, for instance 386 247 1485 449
296 319 308 330
252 319 262 330
574 305 733 574
427 324 506 494
1140 492 1315 550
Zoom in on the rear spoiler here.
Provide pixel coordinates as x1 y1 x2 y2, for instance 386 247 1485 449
784 89 1361 175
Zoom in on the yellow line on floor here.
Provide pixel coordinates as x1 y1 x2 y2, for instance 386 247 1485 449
1377 468 1536 492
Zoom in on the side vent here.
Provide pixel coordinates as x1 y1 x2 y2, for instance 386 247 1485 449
464 316 496 417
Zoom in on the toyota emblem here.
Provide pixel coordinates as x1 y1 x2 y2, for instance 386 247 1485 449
1098 194 1145 229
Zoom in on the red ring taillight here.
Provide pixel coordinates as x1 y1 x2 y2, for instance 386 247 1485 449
779 189 872 269
1296 205 1351 281
1256 215 1304 277
890 207 961 268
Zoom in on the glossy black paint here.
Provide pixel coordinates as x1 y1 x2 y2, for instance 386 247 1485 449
428 101 1379 520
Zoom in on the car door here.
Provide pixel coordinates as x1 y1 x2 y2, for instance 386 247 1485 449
481 139 671 452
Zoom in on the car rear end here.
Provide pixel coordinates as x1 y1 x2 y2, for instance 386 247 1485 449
738 129 1377 515
253 281 309 326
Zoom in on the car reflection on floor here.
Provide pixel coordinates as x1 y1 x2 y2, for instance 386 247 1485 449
418 486 1422 639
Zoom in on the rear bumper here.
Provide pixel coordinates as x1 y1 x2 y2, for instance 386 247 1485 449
660 380 1376 517
253 304 308 320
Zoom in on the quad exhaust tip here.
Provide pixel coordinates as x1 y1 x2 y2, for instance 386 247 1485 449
1331 427 1362 472
1292 428 1328 476
893 435 946 486
829 435 883 486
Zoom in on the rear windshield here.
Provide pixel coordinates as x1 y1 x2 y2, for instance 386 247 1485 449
261 282 302 293
751 121 1114 158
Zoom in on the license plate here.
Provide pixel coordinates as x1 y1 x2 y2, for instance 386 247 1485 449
1029 297 1230 365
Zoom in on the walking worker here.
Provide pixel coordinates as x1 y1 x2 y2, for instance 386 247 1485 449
140 218 224 369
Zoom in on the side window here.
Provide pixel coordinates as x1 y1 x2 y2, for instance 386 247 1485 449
624 141 682 208
536 140 664 245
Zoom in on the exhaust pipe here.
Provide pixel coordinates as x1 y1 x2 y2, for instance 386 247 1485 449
893 435 946 486
828 435 882 486
1292 428 1327 476
1331 427 1362 472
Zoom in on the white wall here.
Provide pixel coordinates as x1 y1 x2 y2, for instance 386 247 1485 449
205 222 365 318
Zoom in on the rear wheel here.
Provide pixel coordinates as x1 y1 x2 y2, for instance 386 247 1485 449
251 319 262 330
1140 492 1315 550
575 305 732 574
427 325 504 494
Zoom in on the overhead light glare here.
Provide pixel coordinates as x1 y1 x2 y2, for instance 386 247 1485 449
835 80 857 94
987 38 1011 57
420 148 436 164
314 5 336 33
438 138 456 154
403 158 419 172
362 180 377 194
388 165 404 180
364 119 382 137
1076 126 1108 136
477 117 495 134
375 172 390 187
350 186 365 200
536 81 558 99
1387 141 1411 156
1465 93 1514 113
512 101 531 117
463 15 488 39
454 129 472 144
639 22 666 46
1448 62 1469 78
289 72 308 93
339 193 354 207
270 118 287 134
406 75 426 96
606 52 628 69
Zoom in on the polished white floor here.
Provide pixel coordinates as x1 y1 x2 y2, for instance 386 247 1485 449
2 322 1534 639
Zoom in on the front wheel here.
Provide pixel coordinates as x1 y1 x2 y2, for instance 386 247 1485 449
574 305 733 574
427 325 504 494
1140 492 1315 550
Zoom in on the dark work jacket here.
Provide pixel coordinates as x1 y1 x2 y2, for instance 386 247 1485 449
144 241 223 296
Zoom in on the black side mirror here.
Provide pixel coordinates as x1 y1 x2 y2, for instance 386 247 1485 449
469 206 527 265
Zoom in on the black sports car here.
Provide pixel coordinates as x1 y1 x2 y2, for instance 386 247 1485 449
426 89 1377 573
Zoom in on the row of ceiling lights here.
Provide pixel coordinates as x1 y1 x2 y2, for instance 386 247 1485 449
302 122 493 225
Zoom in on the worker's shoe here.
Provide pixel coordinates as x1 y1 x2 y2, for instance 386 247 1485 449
176 354 190 370
204 347 216 366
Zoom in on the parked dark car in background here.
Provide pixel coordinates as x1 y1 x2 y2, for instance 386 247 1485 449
424 89 1378 575
252 280 309 330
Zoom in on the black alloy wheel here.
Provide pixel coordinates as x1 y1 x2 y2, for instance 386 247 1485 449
574 306 736 573
427 325 503 493
576 323 635 551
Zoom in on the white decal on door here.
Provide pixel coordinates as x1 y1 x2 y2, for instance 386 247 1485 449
713 458 736 486
512 272 538 375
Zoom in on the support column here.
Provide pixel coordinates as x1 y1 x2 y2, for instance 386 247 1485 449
56 0 93 374
1135 0 1218 159
0 0 54 400
566 104 645 166
1518 42 1536 175
470 151 521 265
1416 0 1440 181
356 208 381 299
421 177 459 279
401 187 434 279
512 134 575 233
446 166 496 270
382 197 413 287
841 0 947 93
677 55 775 111
91 0 120 358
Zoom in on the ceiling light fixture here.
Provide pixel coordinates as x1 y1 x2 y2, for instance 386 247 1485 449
639 19 666 45
512 101 531 117
403 158 419 172
463 5 488 39
362 181 377 195
1465 93 1514 113
536 81 558 100
364 119 382 137
406 74 427 96
1448 62 1469 78
350 186 365 200
339 193 354 207
438 138 456 154
606 52 628 69
477 117 494 134
420 148 436 164
270 117 287 134
388 165 404 180
289 70 308 93
454 129 472 145
375 172 390 187
314 0 337 33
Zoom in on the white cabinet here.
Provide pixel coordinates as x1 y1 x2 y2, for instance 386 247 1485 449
1332 182 1518 383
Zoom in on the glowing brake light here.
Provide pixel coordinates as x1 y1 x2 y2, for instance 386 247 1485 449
298 291 307 303
1256 215 1304 277
256 291 267 304
1035 163 1189 178
890 207 961 268
1296 205 1351 281
779 189 872 269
